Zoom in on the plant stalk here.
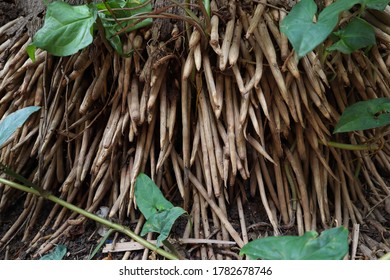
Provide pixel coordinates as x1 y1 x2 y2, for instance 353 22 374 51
326 141 379 151
0 178 179 260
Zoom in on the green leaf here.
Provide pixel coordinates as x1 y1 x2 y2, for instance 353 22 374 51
361 0 390 10
135 173 188 247
113 0 127 8
334 98 390 133
318 0 361 20
280 0 320 58
240 227 348 260
0 106 40 148
327 18 375 54
31 1 96 56
135 173 174 219
88 228 115 260
26 44 37 62
280 0 361 58
40 245 67 260
97 0 152 54
95 0 127 12
280 0 386 58
141 207 187 247
100 18 125 54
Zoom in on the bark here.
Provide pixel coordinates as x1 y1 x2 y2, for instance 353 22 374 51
151 0 187 41
14 0 44 14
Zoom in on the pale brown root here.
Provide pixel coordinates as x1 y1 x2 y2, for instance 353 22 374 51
199 86 221 197
247 134 275 164
189 28 201 50
181 77 191 185
167 88 178 143
219 18 235 71
194 43 202 71
255 160 280 235
213 73 224 119
279 10 289 60
147 65 168 122
209 15 222 55
224 76 237 177
200 195 215 259
236 195 248 244
209 106 224 179
272 149 290 226
231 64 246 94
202 54 219 117
244 40 263 93
159 79 168 149
228 20 243 66
254 21 289 104
245 0 266 39
310 151 327 227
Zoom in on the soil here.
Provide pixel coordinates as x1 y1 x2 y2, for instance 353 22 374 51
0 0 20 26
2 185 388 260
0 191 274 260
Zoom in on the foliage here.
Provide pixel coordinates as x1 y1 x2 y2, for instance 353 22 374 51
280 0 389 58
39 245 67 260
334 98 390 133
327 17 375 54
135 173 187 247
0 106 40 148
0 108 179 259
96 0 152 54
88 228 115 260
28 0 213 58
240 227 349 260
0 106 41 188
28 1 97 57
0 176 179 259
28 0 152 58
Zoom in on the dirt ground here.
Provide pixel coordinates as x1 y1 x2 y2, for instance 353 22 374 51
0 0 20 26
1 185 389 260
0 190 268 260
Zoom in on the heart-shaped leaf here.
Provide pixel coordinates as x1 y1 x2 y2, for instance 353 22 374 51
135 173 187 246
280 0 386 59
141 207 187 247
334 98 390 133
361 0 390 10
31 1 96 56
0 106 40 148
327 18 375 54
240 227 348 260
280 0 360 58
135 173 174 219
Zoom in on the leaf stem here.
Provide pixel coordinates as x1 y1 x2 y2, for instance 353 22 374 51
326 141 379 151
89 228 116 260
0 177 179 260
162 240 186 260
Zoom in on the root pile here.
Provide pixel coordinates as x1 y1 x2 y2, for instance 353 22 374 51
0 1 389 259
